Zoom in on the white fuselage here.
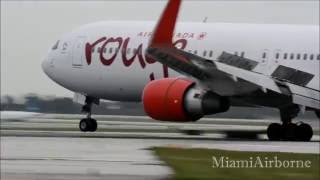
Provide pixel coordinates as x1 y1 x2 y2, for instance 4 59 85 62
42 21 319 102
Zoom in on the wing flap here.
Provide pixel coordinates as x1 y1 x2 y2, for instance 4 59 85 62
292 94 320 109
286 83 320 109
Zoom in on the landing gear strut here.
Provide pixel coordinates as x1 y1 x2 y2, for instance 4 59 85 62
267 105 313 141
79 96 98 132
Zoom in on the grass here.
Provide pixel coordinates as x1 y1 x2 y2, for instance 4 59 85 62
153 147 320 180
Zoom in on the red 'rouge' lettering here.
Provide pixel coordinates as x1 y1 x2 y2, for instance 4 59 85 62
121 38 146 68
100 37 123 66
149 73 155 81
162 65 169 78
86 37 107 65
85 37 189 79
145 55 157 64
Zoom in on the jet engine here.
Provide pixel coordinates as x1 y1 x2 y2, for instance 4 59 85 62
142 78 230 122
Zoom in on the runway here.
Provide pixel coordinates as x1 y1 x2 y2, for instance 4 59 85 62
2 114 319 140
1 137 172 180
1 114 319 179
1 136 319 180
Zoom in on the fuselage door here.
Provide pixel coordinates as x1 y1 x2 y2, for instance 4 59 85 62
261 49 269 66
260 49 282 75
259 49 270 74
269 49 282 73
72 36 86 67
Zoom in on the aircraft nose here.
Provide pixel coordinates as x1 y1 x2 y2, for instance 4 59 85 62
41 57 51 76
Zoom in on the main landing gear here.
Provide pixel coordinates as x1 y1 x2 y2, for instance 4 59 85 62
79 96 98 132
267 105 313 141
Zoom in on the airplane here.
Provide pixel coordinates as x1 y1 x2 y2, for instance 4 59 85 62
42 0 319 141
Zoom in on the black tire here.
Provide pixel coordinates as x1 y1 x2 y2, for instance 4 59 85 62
267 123 282 141
283 123 298 141
296 123 313 141
315 110 320 119
79 118 90 132
88 119 97 132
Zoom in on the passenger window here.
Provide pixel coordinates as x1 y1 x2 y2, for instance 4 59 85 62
203 51 207 57
317 54 320 60
262 52 266 59
290 53 294 60
283 53 288 59
51 40 60 50
241 52 245 58
194 50 198 55
303 53 308 60
297 54 301 60
62 42 68 51
209 51 213 57
275 53 279 59
310 54 314 60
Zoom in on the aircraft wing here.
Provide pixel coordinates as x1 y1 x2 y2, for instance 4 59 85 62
146 0 320 110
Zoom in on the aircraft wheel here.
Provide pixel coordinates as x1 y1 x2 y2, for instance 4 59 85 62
79 118 90 132
282 123 298 141
315 110 320 119
267 123 282 141
79 118 97 132
296 123 313 141
88 119 97 132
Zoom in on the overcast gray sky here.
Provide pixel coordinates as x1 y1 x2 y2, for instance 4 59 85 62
1 0 319 98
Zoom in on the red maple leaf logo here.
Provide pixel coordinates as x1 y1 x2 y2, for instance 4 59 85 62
197 32 207 40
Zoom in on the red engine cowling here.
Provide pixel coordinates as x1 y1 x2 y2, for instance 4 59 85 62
142 78 230 122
